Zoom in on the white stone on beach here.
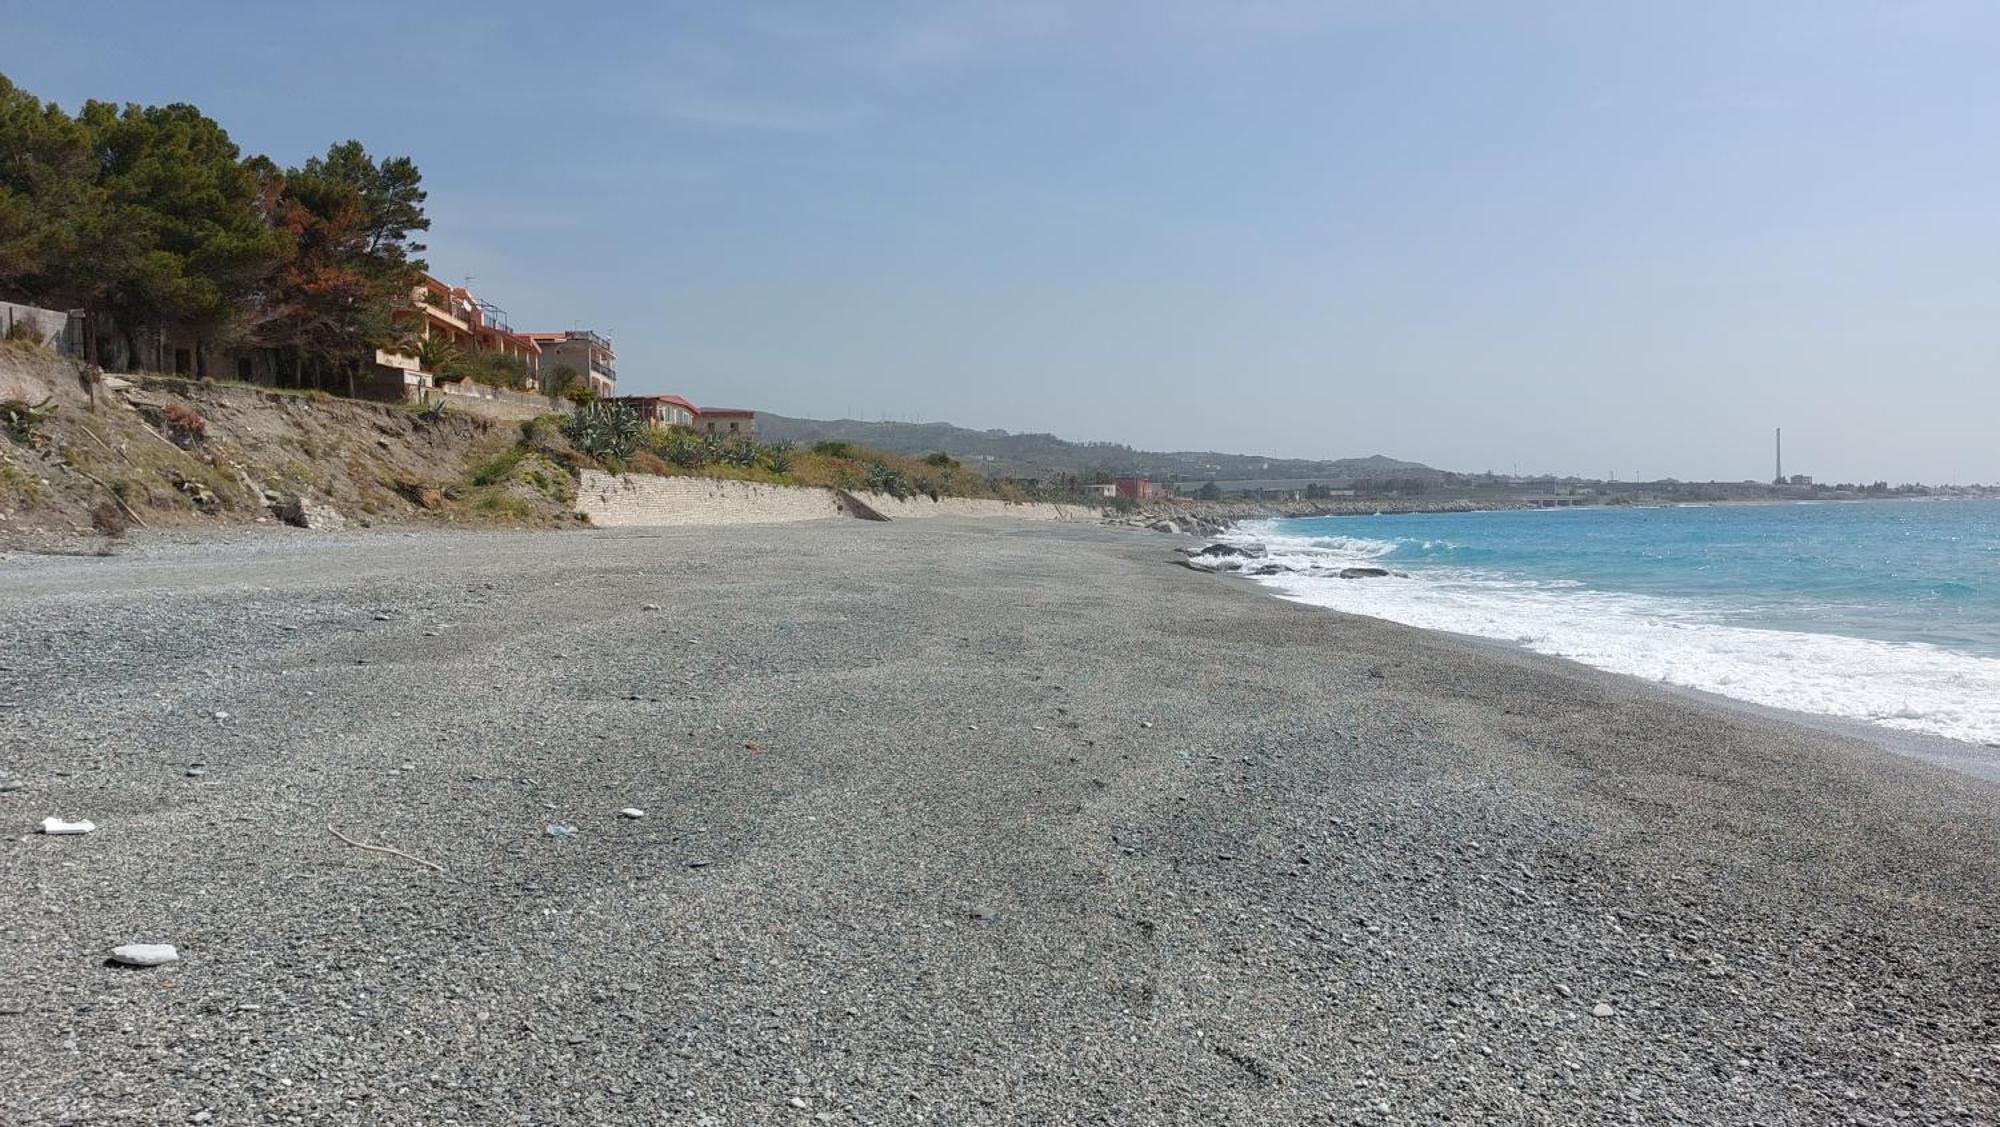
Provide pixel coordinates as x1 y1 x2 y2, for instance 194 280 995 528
40 817 96 835
1591 1002 1615 1018
111 943 179 967
619 808 645 819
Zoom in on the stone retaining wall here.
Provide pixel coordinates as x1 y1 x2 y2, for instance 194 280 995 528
576 470 1100 528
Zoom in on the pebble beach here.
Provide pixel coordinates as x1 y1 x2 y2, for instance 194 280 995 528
2 519 1995 1125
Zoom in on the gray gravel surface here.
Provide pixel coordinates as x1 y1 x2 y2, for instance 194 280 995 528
2 521 1996 1125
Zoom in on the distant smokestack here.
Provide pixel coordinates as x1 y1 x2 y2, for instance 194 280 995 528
1775 427 1783 485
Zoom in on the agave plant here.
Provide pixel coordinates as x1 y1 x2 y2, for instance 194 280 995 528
713 437 760 468
562 402 644 461
865 461 914 500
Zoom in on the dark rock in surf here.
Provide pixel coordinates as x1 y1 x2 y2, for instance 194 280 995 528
1339 567 1392 579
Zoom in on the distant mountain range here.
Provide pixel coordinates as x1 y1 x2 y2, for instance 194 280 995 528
757 414 1444 485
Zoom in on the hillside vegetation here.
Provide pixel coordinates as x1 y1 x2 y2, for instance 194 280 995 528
0 348 579 550
522 406 1040 503
757 413 1441 485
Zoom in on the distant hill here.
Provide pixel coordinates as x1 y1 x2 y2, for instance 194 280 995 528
756 414 1443 485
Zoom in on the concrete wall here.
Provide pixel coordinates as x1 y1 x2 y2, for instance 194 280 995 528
576 471 1101 528
1 302 75 354
578 471 853 527
844 491 1097 522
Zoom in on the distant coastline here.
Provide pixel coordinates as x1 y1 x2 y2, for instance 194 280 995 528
1119 491 1999 536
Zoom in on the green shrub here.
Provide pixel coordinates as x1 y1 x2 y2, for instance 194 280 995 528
2 399 52 444
520 414 560 443
712 437 759 468
812 439 856 458
450 348 532 391
543 364 582 401
472 492 534 520
922 450 958 469
763 444 794 474
469 447 526 486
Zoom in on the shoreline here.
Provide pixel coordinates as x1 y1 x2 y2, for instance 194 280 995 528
1191 555 2000 779
1190 504 2000 758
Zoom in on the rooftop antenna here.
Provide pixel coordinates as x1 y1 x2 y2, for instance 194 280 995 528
1775 427 1783 485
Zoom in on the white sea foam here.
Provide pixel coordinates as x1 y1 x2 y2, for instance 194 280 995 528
1230 523 2000 746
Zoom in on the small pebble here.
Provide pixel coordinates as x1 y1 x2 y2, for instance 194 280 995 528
184 768 206 778
788 1097 809 1110
619 808 645 819
545 824 577 838
1592 1002 1615 1018
211 711 230 721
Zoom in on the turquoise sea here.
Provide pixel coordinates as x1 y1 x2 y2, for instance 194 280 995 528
1243 498 2000 745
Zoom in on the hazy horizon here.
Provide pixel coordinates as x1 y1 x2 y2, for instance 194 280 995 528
9 2 1995 483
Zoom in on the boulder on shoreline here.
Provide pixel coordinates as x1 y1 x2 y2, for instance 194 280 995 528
1339 567 1392 579
1194 542 1267 560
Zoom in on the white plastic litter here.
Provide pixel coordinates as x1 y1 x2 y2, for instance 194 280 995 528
40 817 96 835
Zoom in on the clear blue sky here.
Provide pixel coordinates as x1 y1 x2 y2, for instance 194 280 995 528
10 2 1997 482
